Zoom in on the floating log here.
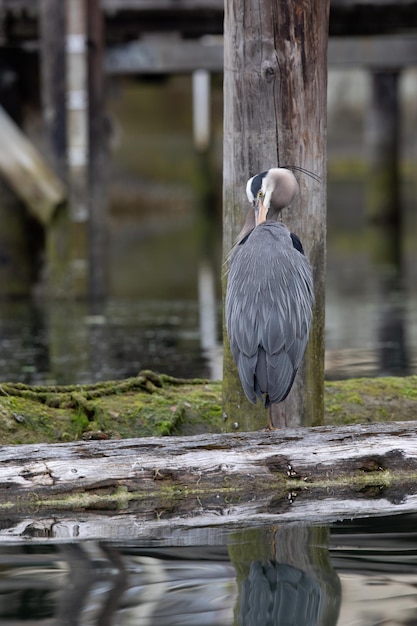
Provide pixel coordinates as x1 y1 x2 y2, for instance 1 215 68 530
1 421 417 541
0 105 66 225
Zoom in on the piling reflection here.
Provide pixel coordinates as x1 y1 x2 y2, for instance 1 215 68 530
0 547 322 624
0 298 210 385
0 527 341 626
120 550 236 625
230 527 341 626
198 260 222 381
0 543 237 625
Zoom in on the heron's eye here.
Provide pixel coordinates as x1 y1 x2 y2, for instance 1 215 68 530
257 190 263 198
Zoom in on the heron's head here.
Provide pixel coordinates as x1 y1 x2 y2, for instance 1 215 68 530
246 168 299 226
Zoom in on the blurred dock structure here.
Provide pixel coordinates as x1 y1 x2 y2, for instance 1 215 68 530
0 0 416 297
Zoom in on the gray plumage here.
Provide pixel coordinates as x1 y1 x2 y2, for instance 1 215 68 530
225 168 314 409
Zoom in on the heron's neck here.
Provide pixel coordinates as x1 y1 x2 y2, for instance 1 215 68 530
266 205 284 221
235 210 256 244
234 205 285 246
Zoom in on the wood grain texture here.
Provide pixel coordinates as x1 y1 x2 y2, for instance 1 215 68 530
1 421 417 541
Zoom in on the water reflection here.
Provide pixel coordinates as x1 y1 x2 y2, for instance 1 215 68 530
239 561 322 626
331 515 417 625
0 289 416 388
231 527 340 626
2 515 417 624
120 550 235 625
326 177 417 380
198 260 223 381
0 298 212 385
0 175 416 384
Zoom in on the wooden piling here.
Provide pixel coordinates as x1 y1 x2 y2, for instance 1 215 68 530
65 0 89 296
365 70 409 375
87 0 109 301
222 0 329 430
40 0 88 297
40 0 108 299
366 71 401 265
39 0 67 179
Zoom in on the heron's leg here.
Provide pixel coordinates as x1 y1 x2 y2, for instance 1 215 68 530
265 407 279 430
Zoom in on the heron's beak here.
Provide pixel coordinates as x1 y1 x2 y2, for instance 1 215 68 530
255 200 268 226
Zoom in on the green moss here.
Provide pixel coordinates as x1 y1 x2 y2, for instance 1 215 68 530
71 410 90 436
324 376 417 425
0 373 416 445
287 467 417 493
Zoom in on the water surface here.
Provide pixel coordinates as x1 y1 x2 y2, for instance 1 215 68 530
0 514 416 625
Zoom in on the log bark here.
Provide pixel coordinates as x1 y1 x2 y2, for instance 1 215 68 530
222 0 329 430
1 421 417 541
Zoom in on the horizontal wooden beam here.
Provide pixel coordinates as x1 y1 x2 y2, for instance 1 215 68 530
105 35 417 75
329 35 417 68
105 37 223 74
103 0 224 9
329 0 417 37
0 421 417 541
3 1 417 44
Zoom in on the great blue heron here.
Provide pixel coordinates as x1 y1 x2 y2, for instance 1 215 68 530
225 167 314 427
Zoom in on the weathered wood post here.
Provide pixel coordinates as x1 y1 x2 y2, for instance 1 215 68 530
65 0 89 295
40 0 108 300
365 70 408 375
223 0 329 430
40 0 68 297
87 0 109 302
39 0 67 180
40 0 89 297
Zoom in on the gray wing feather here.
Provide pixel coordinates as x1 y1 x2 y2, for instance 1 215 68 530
225 222 314 406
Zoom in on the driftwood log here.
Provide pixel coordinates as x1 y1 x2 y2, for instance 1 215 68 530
1 421 417 541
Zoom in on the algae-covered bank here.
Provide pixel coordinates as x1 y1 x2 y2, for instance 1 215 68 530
0 371 416 445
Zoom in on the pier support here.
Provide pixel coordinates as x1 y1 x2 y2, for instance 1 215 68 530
365 70 408 375
87 0 109 302
40 0 108 299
